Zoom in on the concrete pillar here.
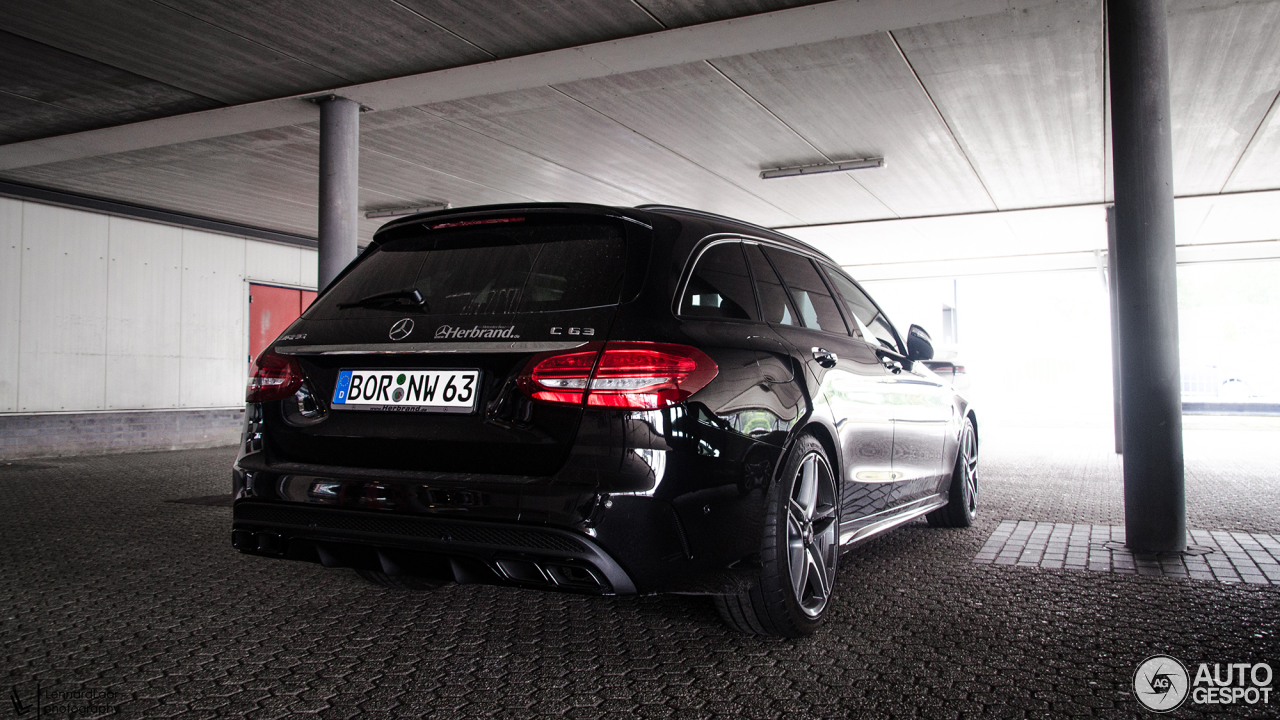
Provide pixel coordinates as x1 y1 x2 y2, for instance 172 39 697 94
318 96 360 289
1105 205 1123 455
1107 0 1185 552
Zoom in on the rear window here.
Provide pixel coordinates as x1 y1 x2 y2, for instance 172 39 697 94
309 217 627 319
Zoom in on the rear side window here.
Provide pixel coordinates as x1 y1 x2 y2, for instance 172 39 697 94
746 245 796 326
822 266 900 351
310 218 626 318
680 242 757 320
764 248 848 335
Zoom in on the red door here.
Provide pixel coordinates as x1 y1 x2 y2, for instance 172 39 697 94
249 284 313 367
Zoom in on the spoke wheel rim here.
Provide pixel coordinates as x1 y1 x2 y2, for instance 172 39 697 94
961 423 978 515
785 451 838 618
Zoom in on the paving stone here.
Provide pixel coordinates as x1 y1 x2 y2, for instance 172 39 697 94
975 520 1279 585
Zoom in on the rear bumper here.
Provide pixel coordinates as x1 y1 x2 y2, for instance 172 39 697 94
232 402 782 595
232 501 636 594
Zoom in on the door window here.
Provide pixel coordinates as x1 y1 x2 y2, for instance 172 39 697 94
745 245 797 326
821 266 901 352
679 242 757 320
763 248 849 335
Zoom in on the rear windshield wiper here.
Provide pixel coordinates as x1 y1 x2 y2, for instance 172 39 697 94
337 288 428 312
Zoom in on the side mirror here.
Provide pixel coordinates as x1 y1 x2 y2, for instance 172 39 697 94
906 324 934 362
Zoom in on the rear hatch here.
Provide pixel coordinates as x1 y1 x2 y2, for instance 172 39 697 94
264 210 652 476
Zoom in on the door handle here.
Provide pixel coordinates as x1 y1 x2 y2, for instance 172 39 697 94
880 356 903 374
811 347 837 368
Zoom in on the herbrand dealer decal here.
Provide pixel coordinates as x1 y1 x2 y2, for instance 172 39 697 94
434 324 520 340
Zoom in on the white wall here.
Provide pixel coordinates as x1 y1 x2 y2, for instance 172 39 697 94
0 198 317 414
0 197 24 412
106 217 182 410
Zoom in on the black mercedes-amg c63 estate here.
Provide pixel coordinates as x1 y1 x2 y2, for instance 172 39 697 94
232 203 978 637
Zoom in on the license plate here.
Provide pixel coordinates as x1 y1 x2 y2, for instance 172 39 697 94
331 369 479 413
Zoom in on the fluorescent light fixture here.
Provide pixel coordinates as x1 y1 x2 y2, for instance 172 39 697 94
364 203 450 219
760 157 885 180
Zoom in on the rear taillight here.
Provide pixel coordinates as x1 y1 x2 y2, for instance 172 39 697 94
587 342 717 408
518 342 717 410
246 350 305 402
517 344 603 405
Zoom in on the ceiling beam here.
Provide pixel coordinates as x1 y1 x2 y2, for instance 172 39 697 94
0 179 316 247
0 0 1052 172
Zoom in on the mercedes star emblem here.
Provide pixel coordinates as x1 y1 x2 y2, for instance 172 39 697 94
389 318 415 341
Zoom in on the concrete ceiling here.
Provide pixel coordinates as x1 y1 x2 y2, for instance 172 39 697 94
0 0 1278 261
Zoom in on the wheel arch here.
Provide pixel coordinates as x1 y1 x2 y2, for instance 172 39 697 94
778 420 841 499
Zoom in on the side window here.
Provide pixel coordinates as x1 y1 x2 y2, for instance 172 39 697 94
745 245 796 326
679 242 757 320
822 266 901 352
763 248 849 335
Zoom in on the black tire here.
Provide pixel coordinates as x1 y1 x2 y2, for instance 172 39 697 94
715 435 840 638
355 569 446 591
927 415 978 528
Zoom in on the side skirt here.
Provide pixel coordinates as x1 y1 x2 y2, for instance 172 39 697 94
838 494 948 547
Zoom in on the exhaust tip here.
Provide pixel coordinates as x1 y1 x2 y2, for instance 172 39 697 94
543 563 606 590
255 532 284 555
495 559 549 584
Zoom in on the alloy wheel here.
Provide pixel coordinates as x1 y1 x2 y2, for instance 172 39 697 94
959 421 978 515
786 451 839 617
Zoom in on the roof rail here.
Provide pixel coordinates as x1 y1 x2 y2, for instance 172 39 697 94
635 204 844 264
634 204 790 237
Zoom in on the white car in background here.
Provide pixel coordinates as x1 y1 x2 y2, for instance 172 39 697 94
922 359 970 393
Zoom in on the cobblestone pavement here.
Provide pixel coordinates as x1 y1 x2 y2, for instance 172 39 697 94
2 422 1277 719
